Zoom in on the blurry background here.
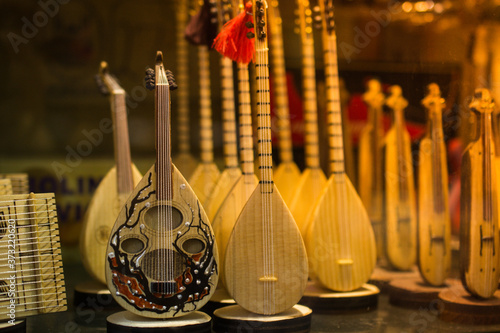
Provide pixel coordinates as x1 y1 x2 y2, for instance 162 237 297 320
0 0 497 244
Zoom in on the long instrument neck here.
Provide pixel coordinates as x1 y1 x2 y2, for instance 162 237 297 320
176 1 191 154
481 112 494 222
394 107 408 201
268 1 293 163
238 63 256 182
155 78 173 201
198 46 215 164
220 57 239 169
322 27 345 178
429 109 445 213
299 1 320 169
111 92 134 194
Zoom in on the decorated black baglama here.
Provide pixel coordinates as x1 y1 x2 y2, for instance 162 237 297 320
105 51 219 318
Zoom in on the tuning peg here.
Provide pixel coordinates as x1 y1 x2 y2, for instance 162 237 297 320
166 70 178 91
145 68 155 91
94 75 109 96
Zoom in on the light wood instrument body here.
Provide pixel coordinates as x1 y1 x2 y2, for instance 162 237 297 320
189 46 220 205
205 1 241 219
358 79 385 258
418 84 451 286
268 0 301 206
80 166 142 284
212 62 258 288
384 86 417 271
105 53 218 318
306 0 376 292
289 0 327 240
224 1 308 315
81 62 142 284
460 89 500 298
0 193 67 320
173 0 198 179
0 179 13 196
0 174 29 194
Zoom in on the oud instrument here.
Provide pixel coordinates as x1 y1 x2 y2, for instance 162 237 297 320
384 85 417 271
172 0 198 178
306 0 376 292
460 88 500 298
358 79 385 259
105 53 218 318
203 0 242 221
80 62 143 285
187 0 221 205
224 0 308 315
289 0 327 242
0 193 67 320
418 83 451 286
268 0 301 206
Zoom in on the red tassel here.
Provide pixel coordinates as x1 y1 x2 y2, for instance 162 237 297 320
212 2 255 64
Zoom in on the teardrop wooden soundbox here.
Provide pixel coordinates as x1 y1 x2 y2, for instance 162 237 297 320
105 52 219 318
306 0 376 292
384 85 417 271
224 0 308 315
267 0 302 206
80 62 143 285
358 79 385 259
289 0 327 243
418 83 451 286
460 88 500 298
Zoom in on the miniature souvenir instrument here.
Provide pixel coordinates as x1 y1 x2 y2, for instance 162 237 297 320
105 52 219 318
306 0 376 292
80 62 142 285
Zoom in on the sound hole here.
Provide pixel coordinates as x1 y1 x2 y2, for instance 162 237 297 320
144 205 183 231
121 238 145 254
142 249 184 281
182 239 205 254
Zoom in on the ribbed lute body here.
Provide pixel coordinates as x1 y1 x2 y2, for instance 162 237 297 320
105 53 218 318
460 89 500 298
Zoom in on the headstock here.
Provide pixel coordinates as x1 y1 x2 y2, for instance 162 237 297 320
295 0 314 39
421 83 445 112
385 85 408 111
95 61 123 96
314 0 335 35
145 51 177 92
469 88 495 114
253 0 267 41
363 78 385 109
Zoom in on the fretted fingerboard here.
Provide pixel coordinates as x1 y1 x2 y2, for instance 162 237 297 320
322 22 345 178
298 0 320 169
198 46 215 164
268 1 293 163
220 57 239 169
0 193 66 320
0 174 29 195
237 63 256 181
175 0 191 155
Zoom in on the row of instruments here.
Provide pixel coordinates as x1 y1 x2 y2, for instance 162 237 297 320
75 0 499 324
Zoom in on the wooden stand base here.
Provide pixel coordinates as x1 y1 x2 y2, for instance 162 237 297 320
388 277 456 309
107 311 212 333
0 320 26 332
202 288 236 316
212 304 312 333
438 283 500 325
369 265 420 293
74 280 118 309
299 281 379 313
